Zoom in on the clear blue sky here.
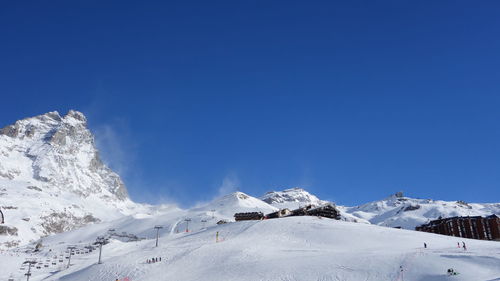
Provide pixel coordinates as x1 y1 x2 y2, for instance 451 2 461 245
1 1 499 206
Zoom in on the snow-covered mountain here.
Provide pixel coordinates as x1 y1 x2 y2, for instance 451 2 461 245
261 187 365 223
2 183 500 280
2 111 499 281
344 192 500 229
261 187 326 209
261 188 500 228
193 191 277 219
0 111 150 248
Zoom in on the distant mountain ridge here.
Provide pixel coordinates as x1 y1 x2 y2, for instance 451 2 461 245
344 192 500 229
261 188 500 229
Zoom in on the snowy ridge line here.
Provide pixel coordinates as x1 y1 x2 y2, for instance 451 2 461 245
263 189 500 230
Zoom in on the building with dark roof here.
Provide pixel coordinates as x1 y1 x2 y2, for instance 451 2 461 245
234 212 264 221
416 215 500 241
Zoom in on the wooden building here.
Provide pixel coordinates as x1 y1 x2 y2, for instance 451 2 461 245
216 219 228 225
266 208 292 219
306 204 341 220
290 205 315 216
289 204 341 220
234 204 342 223
415 215 500 241
234 212 264 221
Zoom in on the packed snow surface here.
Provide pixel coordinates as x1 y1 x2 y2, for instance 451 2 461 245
3 216 500 281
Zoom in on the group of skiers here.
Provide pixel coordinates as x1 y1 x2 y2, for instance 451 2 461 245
422 241 467 250
419 241 469 276
146 257 162 264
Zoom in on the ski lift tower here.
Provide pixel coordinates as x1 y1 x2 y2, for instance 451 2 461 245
201 219 207 229
95 236 106 264
210 209 216 219
23 259 37 281
66 246 76 269
154 225 163 247
184 218 191 232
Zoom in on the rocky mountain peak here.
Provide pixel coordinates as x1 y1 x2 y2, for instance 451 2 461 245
0 110 136 248
0 110 128 200
66 110 87 123
261 187 325 207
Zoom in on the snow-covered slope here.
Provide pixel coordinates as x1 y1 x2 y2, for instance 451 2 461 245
4 216 500 281
344 192 500 229
0 111 151 248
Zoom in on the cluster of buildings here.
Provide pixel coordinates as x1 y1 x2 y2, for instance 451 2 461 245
415 215 500 241
234 203 500 242
234 203 341 222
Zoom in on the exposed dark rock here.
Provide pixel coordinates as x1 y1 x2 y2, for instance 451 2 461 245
40 212 101 235
0 225 18 236
403 205 421 212
27 186 42 192
0 124 20 137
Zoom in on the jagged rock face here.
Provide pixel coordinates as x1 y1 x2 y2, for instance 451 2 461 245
261 188 325 206
0 110 139 248
0 110 127 200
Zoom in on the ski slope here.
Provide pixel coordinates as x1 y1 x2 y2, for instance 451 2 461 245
4 216 500 281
